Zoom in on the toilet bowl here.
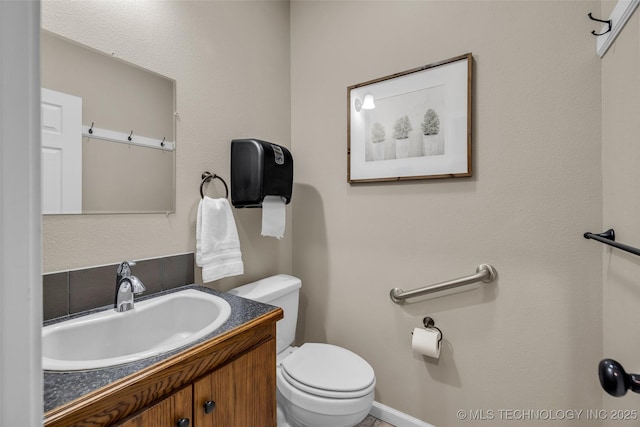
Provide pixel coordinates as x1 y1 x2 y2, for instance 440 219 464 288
276 343 375 427
229 275 376 427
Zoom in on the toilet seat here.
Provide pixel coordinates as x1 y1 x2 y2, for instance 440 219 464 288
276 368 375 420
280 343 376 399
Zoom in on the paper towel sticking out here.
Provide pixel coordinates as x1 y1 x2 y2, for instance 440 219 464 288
412 328 441 359
261 195 286 239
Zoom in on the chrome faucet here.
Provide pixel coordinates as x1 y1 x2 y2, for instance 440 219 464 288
115 261 146 312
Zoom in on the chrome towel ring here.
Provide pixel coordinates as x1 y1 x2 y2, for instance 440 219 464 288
200 172 229 199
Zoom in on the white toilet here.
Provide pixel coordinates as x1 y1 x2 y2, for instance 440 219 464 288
229 274 376 427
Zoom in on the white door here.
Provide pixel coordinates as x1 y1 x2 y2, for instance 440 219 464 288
41 88 82 214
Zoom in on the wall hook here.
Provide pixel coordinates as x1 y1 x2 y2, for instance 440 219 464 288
588 12 612 36
160 137 165 147
128 130 133 141
88 122 94 134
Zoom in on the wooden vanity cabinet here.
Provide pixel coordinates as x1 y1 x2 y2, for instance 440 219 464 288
193 337 276 427
116 338 276 427
44 309 282 427
116 386 192 427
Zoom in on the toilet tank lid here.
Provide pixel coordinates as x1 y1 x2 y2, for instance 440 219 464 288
228 274 301 303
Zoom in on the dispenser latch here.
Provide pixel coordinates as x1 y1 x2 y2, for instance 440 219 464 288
271 144 285 165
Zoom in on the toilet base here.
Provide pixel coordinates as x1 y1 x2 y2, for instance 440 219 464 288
277 404 291 427
276 388 372 427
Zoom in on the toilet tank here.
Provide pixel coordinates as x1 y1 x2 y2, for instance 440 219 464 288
228 274 301 354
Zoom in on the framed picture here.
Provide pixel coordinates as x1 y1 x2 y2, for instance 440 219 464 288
347 53 472 183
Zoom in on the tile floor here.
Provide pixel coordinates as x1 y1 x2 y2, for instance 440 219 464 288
356 415 396 427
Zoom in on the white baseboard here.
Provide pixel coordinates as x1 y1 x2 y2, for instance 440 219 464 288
370 401 436 427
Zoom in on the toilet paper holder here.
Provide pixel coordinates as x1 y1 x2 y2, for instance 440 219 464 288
415 317 443 343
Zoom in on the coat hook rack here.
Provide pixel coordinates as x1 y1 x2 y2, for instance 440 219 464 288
588 12 612 36
82 124 174 151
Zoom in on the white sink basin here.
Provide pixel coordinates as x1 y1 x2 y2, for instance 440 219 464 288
43 289 231 371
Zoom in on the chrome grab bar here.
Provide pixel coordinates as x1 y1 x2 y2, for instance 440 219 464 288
390 264 497 304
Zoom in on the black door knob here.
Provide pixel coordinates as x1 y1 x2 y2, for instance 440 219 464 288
599 359 640 397
176 418 190 427
203 400 216 414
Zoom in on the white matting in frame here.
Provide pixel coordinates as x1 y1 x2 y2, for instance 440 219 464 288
347 53 472 183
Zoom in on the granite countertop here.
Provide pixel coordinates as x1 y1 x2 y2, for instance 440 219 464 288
44 285 278 413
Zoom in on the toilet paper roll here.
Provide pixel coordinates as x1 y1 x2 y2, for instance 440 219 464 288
412 328 441 358
261 195 286 239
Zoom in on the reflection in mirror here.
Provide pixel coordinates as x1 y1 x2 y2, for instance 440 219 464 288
40 30 176 214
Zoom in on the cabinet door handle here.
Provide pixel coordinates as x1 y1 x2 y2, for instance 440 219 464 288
203 400 216 414
176 418 190 427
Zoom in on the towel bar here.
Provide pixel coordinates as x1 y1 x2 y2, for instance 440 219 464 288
390 264 497 304
583 229 640 257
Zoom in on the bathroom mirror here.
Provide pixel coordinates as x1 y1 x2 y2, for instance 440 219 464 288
40 30 176 214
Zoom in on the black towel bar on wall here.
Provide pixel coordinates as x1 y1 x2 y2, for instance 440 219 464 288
583 229 640 257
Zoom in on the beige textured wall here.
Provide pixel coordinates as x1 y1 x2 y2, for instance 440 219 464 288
41 0 292 284
601 5 640 425
291 1 603 426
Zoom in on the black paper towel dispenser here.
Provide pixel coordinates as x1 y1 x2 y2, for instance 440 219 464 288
230 139 293 208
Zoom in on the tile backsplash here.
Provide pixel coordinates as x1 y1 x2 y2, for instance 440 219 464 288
43 253 194 321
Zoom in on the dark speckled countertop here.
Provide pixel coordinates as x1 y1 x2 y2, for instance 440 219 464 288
44 285 278 413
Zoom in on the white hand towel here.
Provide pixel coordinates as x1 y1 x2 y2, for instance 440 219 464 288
196 196 244 283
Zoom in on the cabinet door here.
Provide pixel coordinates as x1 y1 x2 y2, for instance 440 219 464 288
194 339 276 427
116 385 193 427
